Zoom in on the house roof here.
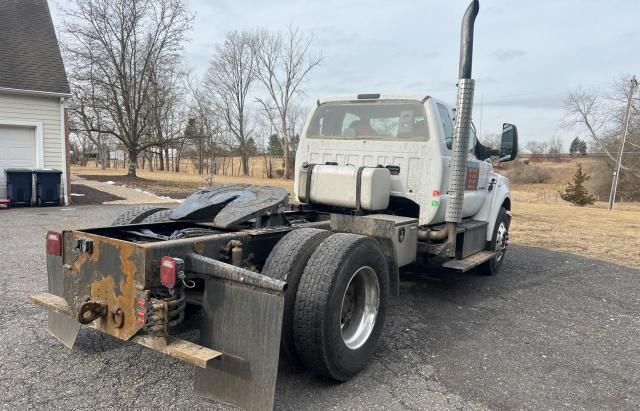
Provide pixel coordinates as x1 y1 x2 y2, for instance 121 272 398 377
0 0 70 96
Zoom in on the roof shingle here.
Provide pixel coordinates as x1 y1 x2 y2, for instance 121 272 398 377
0 0 70 95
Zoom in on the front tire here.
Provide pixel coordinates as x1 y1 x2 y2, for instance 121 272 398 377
478 207 510 275
294 233 389 381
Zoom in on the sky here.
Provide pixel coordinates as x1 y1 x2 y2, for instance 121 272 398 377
49 0 640 148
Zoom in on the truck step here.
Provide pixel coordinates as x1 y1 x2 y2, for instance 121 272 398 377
442 250 495 272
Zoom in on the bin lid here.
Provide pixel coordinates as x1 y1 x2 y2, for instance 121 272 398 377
4 168 33 173
34 168 62 174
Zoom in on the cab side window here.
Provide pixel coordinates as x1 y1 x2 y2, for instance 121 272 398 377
437 103 454 150
468 125 477 154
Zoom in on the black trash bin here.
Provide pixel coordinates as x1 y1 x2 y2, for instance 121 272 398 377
5 168 33 207
34 169 63 206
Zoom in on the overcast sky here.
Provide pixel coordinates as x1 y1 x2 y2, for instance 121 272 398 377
50 0 640 148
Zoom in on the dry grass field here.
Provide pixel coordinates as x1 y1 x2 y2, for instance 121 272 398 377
505 159 639 268
73 161 640 268
74 166 293 198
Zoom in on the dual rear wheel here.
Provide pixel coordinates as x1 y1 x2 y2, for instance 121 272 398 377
263 230 389 381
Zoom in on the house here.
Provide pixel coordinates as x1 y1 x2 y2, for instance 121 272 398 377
0 0 71 204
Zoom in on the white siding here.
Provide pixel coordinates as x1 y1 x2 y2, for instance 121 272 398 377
0 93 63 171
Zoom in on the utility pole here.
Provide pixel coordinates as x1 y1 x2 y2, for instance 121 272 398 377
608 75 638 210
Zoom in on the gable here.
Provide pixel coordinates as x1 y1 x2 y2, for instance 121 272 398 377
0 0 70 95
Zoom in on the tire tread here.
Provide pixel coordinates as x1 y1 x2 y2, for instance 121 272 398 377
111 206 168 226
294 233 381 380
262 228 331 364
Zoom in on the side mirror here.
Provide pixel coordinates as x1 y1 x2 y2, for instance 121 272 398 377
500 123 518 161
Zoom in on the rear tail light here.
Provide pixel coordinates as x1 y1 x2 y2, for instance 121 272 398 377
160 256 177 289
46 231 62 256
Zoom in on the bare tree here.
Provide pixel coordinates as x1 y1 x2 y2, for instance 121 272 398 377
563 88 620 161
204 31 256 176
146 63 188 171
253 27 322 178
68 85 112 168
62 0 193 176
66 51 116 169
563 81 640 178
187 75 224 174
525 141 548 154
547 136 563 154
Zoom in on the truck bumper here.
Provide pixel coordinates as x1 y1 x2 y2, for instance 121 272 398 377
32 232 286 411
32 292 223 368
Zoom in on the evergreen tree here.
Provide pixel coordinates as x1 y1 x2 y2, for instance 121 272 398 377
569 137 580 155
267 134 283 156
560 162 595 206
577 139 588 156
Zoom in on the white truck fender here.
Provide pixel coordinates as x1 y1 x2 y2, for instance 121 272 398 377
473 173 511 241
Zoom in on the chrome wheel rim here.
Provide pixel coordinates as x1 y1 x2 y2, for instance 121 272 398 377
340 266 380 350
495 222 509 262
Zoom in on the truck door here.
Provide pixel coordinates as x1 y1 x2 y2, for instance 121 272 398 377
436 103 487 218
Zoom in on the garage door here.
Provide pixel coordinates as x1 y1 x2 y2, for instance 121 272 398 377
0 125 36 198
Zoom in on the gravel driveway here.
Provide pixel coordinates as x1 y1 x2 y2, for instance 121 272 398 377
1 205 639 410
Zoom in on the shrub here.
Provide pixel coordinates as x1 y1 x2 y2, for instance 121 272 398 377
502 160 552 184
560 163 595 206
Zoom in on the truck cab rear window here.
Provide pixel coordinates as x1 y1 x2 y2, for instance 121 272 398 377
307 101 428 140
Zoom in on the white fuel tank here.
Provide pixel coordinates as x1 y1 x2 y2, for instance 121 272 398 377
298 165 391 211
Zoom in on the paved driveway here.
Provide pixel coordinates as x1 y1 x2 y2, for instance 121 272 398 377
1 205 638 410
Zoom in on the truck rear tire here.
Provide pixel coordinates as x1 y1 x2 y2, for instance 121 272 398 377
111 206 168 226
261 228 332 365
294 233 389 381
478 207 510 275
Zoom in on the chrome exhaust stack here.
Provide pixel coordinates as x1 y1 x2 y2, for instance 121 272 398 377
427 0 479 256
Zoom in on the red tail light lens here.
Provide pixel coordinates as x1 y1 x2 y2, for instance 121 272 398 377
46 231 62 256
160 256 177 289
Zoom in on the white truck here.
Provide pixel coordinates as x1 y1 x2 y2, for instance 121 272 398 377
31 1 518 409
294 93 516 274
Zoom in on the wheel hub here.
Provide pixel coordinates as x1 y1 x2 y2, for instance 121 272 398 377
495 222 509 262
339 266 380 350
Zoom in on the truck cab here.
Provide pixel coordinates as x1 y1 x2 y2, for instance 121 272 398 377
294 94 517 238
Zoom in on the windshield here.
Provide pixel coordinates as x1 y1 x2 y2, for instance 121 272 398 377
306 101 428 140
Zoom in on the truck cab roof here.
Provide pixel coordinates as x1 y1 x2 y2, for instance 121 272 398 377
318 94 431 105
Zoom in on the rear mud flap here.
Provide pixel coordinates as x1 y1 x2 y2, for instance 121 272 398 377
188 253 285 410
46 254 81 348
48 312 81 349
